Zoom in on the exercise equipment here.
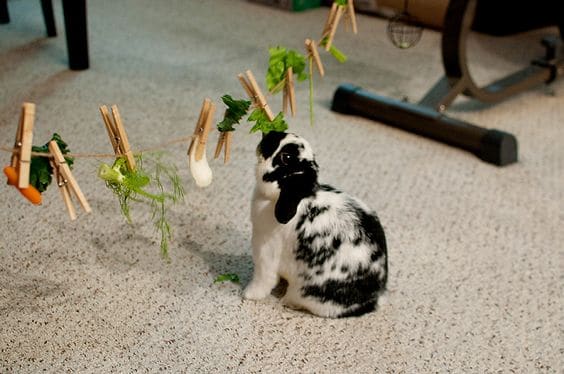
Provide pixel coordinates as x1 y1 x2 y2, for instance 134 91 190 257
332 0 564 166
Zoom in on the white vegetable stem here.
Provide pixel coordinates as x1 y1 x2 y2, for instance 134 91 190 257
189 135 212 188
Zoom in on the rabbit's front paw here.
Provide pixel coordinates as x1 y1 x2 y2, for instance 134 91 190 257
243 282 271 300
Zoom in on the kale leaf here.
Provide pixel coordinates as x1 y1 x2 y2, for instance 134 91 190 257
29 133 73 192
217 95 251 132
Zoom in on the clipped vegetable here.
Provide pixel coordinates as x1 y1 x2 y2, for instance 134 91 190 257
98 154 184 258
266 46 308 94
188 136 213 188
327 43 347 63
320 37 348 63
248 109 288 134
29 133 74 192
4 166 42 205
217 95 251 132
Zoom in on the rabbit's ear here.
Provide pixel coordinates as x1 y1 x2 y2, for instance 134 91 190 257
275 188 301 224
274 162 318 224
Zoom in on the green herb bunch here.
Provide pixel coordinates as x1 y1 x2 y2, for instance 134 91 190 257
266 46 308 93
98 153 184 259
248 110 288 134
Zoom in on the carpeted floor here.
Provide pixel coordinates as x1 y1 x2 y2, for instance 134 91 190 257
1 0 562 372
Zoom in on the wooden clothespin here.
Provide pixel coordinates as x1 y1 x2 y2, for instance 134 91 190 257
305 38 325 77
238 70 275 121
321 2 337 39
188 98 216 161
321 1 345 50
346 0 358 34
282 67 297 117
10 102 35 188
48 140 91 220
214 130 233 164
99 105 136 171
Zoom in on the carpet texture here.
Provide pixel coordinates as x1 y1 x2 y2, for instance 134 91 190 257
1 0 562 372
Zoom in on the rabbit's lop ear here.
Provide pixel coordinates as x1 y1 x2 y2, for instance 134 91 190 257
267 140 319 224
275 170 316 223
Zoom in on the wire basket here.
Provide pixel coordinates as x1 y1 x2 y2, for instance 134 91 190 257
387 13 423 49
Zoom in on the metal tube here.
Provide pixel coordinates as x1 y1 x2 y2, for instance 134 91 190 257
331 84 518 166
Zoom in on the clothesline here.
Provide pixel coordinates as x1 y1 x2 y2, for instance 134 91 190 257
0 135 195 159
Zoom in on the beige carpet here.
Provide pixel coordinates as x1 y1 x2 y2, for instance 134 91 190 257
1 0 563 372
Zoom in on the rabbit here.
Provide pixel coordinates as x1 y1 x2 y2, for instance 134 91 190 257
244 132 388 318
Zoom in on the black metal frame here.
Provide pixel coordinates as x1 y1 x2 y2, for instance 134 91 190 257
332 0 563 166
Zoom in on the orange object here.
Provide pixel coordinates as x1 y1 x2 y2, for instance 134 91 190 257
3 165 42 205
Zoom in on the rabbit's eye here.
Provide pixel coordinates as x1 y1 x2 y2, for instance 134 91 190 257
280 152 294 165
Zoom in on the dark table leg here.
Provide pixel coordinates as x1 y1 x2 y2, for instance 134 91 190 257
0 0 9 24
62 0 89 70
40 0 57 36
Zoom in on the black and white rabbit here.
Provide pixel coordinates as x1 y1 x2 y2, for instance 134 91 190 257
244 132 388 318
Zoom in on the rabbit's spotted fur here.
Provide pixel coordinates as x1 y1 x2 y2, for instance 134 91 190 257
244 132 388 318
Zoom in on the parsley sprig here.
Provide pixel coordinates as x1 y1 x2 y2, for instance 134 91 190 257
248 109 288 134
266 46 308 93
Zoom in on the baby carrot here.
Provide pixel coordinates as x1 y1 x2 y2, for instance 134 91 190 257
3 165 42 205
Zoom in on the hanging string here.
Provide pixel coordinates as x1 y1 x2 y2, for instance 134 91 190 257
0 135 195 159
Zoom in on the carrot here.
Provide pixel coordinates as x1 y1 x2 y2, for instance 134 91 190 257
3 165 42 205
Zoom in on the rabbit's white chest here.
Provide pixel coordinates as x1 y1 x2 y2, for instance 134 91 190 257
251 194 298 277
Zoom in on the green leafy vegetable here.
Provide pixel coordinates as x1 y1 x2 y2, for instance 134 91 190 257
214 273 240 284
320 37 348 63
266 46 308 93
334 0 347 6
327 43 348 63
217 95 251 132
98 153 184 259
29 133 73 192
248 109 288 134
98 158 151 222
